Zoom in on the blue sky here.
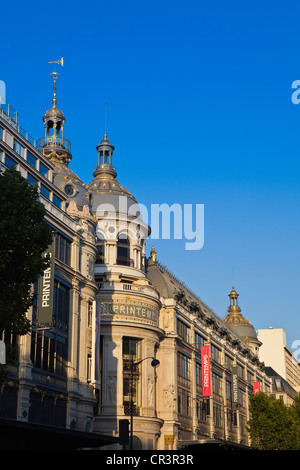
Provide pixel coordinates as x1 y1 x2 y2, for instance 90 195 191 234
1 0 300 350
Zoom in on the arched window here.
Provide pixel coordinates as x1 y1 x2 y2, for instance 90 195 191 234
117 235 131 266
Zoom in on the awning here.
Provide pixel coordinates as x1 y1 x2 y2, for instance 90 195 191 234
0 418 119 450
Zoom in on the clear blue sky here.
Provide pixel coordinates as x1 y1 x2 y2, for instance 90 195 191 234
1 0 300 350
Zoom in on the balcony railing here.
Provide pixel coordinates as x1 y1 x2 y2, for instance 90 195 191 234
37 135 71 152
116 257 134 267
0 102 40 149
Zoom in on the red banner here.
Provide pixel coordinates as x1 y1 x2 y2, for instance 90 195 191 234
201 345 211 397
253 381 260 394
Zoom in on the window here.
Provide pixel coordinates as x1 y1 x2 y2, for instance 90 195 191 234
123 337 141 416
178 388 191 416
177 319 191 343
211 344 221 363
27 151 37 168
30 280 69 377
213 402 223 428
178 352 191 383
96 239 105 264
39 162 49 178
195 362 202 390
0 127 3 140
212 372 222 399
40 184 50 199
55 232 71 265
117 236 131 266
13 139 24 157
195 332 206 350
53 194 62 209
4 154 16 168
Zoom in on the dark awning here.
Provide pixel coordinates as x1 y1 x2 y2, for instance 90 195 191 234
0 418 119 450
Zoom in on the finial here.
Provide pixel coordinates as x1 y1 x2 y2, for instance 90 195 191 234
48 58 64 107
150 245 157 262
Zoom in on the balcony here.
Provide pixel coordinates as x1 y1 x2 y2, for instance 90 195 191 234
37 135 71 152
116 257 134 267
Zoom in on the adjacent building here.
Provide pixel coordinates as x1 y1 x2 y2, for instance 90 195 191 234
257 327 300 399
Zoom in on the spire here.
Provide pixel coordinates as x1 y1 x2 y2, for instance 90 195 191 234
228 286 241 314
223 285 260 350
37 58 71 164
93 107 116 179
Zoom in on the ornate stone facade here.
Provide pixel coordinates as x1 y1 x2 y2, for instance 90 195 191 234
0 78 272 450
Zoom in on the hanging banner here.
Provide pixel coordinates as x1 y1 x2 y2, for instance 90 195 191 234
201 344 211 397
231 366 239 410
92 301 101 389
37 237 55 324
253 381 260 395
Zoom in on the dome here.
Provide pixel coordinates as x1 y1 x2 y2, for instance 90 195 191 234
52 162 89 209
43 104 65 123
223 312 258 341
223 286 259 343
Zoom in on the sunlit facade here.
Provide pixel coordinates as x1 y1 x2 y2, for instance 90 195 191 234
0 79 272 450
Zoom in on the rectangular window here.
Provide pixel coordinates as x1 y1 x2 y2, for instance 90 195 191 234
177 319 191 343
13 139 25 157
54 232 71 265
123 337 141 416
27 173 38 186
195 331 206 350
4 154 16 168
178 352 191 385
40 184 50 199
178 388 191 416
30 280 69 377
211 344 221 363
0 127 3 140
39 162 49 178
52 194 62 209
27 151 37 168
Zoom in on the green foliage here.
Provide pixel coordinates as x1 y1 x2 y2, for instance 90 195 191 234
247 392 300 450
0 167 53 336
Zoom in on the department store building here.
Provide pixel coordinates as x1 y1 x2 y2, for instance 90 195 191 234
0 76 271 450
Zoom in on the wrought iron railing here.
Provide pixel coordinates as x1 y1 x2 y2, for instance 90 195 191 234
37 135 71 152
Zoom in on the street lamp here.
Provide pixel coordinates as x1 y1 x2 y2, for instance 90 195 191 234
130 356 160 450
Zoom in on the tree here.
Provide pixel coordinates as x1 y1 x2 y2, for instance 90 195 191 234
247 392 300 450
0 167 53 338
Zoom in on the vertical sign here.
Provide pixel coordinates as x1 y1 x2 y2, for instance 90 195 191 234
231 366 239 410
38 237 55 324
92 301 101 389
253 381 260 395
201 344 211 397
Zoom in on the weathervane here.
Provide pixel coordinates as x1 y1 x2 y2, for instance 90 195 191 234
48 57 64 105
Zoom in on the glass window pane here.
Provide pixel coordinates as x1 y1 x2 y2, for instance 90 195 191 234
39 162 49 178
27 151 37 168
5 154 16 168
53 194 62 209
40 184 50 199
13 140 25 157
27 174 38 186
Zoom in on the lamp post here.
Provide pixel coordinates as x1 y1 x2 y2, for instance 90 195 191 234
130 356 160 450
